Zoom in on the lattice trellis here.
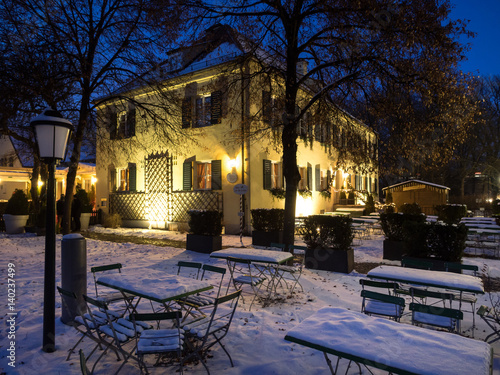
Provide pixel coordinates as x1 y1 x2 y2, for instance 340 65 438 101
171 191 223 222
110 192 147 220
145 151 172 222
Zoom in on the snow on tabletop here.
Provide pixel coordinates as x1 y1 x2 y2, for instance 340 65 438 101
210 247 293 263
97 272 211 301
367 265 484 293
285 307 491 375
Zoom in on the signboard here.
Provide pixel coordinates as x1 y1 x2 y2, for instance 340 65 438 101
233 184 248 195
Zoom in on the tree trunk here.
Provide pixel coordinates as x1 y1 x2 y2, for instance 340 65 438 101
62 101 89 234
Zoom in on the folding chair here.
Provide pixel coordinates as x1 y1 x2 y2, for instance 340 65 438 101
181 264 227 312
182 290 242 374
83 294 151 374
226 257 266 310
79 349 90 375
91 263 135 307
57 286 108 361
477 305 500 344
270 244 306 294
177 261 203 279
409 302 463 333
129 311 185 375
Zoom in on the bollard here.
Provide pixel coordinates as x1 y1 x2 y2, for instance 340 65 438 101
60 233 87 324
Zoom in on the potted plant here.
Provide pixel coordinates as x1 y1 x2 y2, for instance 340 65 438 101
75 188 93 231
302 215 354 273
251 208 284 247
3 189 30 234
380 208 426 261
186 210 223 253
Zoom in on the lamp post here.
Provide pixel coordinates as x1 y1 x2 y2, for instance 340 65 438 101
31 108 72 353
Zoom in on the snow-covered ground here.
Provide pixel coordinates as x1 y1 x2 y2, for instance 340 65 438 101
1 226 500 374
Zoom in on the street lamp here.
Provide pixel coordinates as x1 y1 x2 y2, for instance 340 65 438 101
31 107 72 353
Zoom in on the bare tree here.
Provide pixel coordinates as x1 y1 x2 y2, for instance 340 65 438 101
1 0 185 233
164 0 473 248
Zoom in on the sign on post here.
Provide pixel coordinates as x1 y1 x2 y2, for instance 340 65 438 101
233 184 248 195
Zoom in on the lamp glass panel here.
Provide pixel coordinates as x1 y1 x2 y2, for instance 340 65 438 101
35 125 71 159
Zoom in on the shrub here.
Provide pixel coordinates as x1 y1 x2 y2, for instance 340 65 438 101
103 213 122 228
339 191 347 200
251 208 284 232
302 215 353 251
380 212 425 241
75 188 93 213
434 204 467 224
5 189 29 215
399 202 422 215
188 210 223 236
427 223 467 262
403 221 466 262
385 191 393 204
364 194 375 215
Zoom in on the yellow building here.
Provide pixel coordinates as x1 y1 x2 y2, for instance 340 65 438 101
95 25 378 234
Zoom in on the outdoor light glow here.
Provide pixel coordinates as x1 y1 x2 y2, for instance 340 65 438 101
38 180 44 187
228 158 238 169
295 195 314 217
91 176 97 185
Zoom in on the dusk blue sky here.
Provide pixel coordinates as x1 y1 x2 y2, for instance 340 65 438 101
450 0 500 77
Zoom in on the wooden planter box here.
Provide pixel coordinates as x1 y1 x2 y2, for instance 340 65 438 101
186 234 222 253
252 230 283 247
383 240 408 261
305 247 354 273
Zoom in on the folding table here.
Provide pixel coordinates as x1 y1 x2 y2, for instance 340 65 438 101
285 307 492 375
97 271 213 314
210 248 293 306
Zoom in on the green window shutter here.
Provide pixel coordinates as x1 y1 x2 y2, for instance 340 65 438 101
315 164 321 191
109 111 118 140
211 160 222 190
128 163 137 191
182 97 192 128
327 170 332 188
127 105 136 137
183 161 192 191
211 91 222 124
263 159 272 190
307 163 312 190
108 166 116 192
262 91 271 125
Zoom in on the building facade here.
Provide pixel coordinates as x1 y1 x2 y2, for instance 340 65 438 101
95 26 378 234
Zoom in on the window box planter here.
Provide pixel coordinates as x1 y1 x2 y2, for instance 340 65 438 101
252 230 283 247
186 234 222 253
383 240 407 261
305 247 354 273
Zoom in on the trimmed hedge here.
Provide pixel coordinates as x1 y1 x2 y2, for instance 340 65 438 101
302 215 353 251
434 204 467 224
188 210 223 236
251 208 284 232
5 189 29 215
380 212 426 241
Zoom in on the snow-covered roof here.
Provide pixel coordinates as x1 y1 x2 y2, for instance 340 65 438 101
382 179 450 191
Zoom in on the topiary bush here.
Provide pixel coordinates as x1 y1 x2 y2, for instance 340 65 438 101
302 215 353 251
399 202 422 215
380 212 426 241
434 204 467 224
75 188 93 213
5 189 30 215
188 210 223 236
251 208 284 232
427 223 467 262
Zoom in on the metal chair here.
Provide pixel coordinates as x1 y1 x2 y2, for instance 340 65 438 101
182 290 242 374
129 311 184 374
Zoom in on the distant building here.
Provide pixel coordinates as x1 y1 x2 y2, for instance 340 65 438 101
383 179 449 215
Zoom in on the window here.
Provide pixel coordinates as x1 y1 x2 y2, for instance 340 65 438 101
116 163 136 192
196 162 212 189
110 105 135 139
263 159 282 190
182 90 223 128
262 91 280 126
195 96 211 128
118 168 129 191
183 159 222 191
298 165 311 190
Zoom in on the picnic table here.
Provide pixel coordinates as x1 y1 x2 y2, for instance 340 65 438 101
284 307 492 375
97 271 212 313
